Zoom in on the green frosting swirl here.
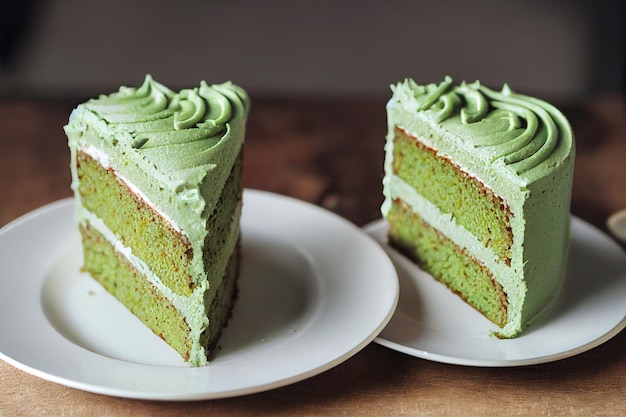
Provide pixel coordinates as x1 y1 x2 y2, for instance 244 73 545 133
390 77 573 175
83 75 249 171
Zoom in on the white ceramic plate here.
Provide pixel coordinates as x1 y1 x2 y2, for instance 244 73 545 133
364 217 626 367
0 190 398 400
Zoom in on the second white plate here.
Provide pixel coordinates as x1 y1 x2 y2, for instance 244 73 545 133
0 190 398 400
365 217 626 366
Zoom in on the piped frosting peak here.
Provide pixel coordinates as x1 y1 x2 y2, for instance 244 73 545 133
85 75 248 142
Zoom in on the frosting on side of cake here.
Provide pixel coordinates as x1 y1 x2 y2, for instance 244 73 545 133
383 77 575 337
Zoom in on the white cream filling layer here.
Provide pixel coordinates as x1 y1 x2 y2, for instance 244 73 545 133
80 145 183 235
81 144 110 168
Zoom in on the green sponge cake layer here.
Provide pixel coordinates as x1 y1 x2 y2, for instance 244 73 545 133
383 77 575 338
392 127 513 263
76 149 243 297
77 150 196 296
80 222 239 362
65 75 249 366
80 223 194 359
388 199 507 327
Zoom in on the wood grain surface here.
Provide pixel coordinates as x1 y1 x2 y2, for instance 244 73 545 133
0 96 624 416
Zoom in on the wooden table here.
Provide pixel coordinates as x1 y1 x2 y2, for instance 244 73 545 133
1 95 625 416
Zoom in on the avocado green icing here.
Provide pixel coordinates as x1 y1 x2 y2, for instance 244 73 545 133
65 75 249 365
383 76 575 337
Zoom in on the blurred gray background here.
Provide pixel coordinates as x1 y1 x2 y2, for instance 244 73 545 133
1 0 623 101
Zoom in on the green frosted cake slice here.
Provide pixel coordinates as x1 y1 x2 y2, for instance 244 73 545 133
382 77 575 337
65 75 250 365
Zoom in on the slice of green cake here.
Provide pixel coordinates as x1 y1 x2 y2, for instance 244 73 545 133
382 76 575 337
65 75 250 365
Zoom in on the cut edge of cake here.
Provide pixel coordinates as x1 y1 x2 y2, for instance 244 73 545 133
65 75 250 365
382 76 575 338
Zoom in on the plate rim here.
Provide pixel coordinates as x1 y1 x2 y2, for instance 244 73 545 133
364 216 626 367
0 190 399 400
